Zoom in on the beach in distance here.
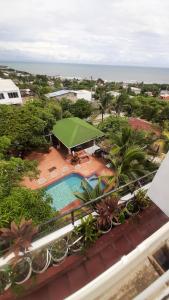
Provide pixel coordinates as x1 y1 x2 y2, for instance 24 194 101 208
1 62 169 83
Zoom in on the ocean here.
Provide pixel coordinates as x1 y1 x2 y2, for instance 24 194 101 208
1 62 169 83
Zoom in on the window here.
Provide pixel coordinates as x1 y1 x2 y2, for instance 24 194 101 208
8 92 19 98
0 93 5 100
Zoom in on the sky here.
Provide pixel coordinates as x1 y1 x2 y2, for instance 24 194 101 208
1 0 169 67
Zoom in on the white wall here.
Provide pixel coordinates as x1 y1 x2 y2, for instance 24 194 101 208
148 151 169 217
0 88 22 105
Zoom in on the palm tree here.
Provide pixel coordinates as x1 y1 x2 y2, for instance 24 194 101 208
94 87 113 122
74 179 104 203
104 145 147 191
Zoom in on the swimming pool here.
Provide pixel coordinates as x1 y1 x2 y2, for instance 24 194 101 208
45 173 104 210
45 173 84 210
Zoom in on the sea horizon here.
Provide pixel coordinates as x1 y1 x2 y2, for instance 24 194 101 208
1 61 169 83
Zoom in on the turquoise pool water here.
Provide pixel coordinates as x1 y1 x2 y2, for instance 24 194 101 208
45 173 104 210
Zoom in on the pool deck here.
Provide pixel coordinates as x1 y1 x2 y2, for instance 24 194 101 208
23 147 113 192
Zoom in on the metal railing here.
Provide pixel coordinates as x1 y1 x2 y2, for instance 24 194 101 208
35 170 157 240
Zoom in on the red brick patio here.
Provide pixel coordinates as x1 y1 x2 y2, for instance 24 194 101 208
2 204 168 300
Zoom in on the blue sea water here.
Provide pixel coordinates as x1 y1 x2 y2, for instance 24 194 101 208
1 61 169 83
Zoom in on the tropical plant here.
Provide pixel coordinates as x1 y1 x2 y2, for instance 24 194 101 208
74 179 104 205
134 190 151 209
0 218 38 258
96 196 119 230
105 145 147 189
75 214 98 247
50 238 68 263
95 87 113 121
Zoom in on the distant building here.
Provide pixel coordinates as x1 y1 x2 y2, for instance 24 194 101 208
160 90 169 100
46 89 92 102
145 91 153 97
130 87 141 95
45 90 77 102
108 91 121 98
0 79 22 105
74 90 92 102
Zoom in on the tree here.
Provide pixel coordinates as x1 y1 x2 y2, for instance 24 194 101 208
106 145 147 188
0 99 61 154
114 92 128 115
0 187 55 228
0 157 38 199
70 99 92 119
94 87 113 121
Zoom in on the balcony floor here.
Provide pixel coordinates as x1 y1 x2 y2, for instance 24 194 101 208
2 204 169 300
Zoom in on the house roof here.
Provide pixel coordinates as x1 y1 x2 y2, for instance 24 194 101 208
129 117 160 136
46 90 76 98
0 79 18 91
52 117 104 149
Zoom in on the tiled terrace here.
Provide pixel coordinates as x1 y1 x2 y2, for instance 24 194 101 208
23 146 113 190
2 204 168 300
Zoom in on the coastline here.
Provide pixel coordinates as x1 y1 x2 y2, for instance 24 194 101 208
1 62 169 83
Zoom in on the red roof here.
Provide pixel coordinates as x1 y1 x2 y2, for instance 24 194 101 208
129 118 160 135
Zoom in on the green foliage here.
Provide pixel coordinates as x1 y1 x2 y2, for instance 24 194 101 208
0 99 61 153
60 98 92 119
94 86 113 121
98 116 129 135
0 136 11 159
0 157 38 199
75 215 99 248
74 179 104 203
0 187 55 227
70 99 92 119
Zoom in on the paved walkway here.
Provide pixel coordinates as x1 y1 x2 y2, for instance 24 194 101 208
23 147 113 190
3 204 168 300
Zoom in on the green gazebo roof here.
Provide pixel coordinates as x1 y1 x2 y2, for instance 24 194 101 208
52 117 104 149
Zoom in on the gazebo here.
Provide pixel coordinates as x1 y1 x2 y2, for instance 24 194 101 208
52 117 104 154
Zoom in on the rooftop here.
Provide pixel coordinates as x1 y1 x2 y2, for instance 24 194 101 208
46 90 75 98
0 79 18 91
52 117 104 149
129 117 160 135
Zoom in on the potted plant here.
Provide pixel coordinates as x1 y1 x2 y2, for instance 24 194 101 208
96 196 119 233
75 214 99 248
0 218 38 285
0 218 38 259
67 230 83 253
12 257 32 285
50 238 68 265
134 190 151 210
0 267 12 294
112 204 126 226
125 198 140 216
31 248 51 274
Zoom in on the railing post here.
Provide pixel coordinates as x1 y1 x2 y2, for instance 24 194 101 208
71 211 75 225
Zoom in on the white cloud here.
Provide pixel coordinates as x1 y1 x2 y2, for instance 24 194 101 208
0 0 169 66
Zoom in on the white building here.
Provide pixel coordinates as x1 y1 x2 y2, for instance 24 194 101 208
75 90 92 102
131 87 141 95
0 79 22 105
46 89 92 102
108 91 121 98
